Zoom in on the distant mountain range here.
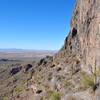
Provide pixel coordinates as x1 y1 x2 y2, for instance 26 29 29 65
0 48 57 53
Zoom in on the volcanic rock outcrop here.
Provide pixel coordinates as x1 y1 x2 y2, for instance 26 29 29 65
55 0 100 73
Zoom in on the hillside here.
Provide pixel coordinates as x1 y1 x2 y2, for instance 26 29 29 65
0 50 55 100
0 0 100 100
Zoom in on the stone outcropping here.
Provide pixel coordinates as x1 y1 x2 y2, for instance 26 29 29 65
55 0 100 73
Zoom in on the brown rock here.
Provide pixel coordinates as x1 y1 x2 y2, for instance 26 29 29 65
54 0 100 73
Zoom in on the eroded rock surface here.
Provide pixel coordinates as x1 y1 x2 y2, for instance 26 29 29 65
54 0 100 73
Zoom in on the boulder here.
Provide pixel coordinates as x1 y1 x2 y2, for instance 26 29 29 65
10 66 22 75
24 64 33 72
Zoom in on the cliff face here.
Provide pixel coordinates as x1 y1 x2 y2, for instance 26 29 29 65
55 0 100 72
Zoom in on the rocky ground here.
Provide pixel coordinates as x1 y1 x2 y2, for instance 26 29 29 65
0 50 55 100
1 54 100 100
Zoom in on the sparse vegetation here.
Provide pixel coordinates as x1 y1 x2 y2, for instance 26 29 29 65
81 74 94 89
3 96 9 100
42 83 50 89
54 58 65 64
15 85 28 93
47 72 53 81
51 93 61 100
85 60 100 91
67 53 76 58
64 80 72 87
34 69 45 83
56 74 65 81
47 90 61 100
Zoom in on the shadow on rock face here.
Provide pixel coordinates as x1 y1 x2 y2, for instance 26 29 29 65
24 64 33 72
10 66 22 75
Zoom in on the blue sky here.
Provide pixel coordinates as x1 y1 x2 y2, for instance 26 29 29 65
0 0 75 50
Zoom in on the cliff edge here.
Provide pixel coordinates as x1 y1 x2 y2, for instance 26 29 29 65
55 0 100 73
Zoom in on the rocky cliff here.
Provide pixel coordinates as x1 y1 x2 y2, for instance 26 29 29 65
55 0 100 73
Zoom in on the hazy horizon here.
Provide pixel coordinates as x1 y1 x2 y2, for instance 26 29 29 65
0 48 58 51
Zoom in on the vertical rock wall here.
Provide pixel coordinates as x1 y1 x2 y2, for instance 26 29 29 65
55 0 100 72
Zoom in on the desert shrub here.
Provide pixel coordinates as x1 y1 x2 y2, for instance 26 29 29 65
51 93 61 100
3 96 9 100
64 79 75 91
95 68 100 76
36 70 44 79
56 74 65 81
54 58 65 64
67 53 76 58
15 85 27 93
47 90 61 100
47 90 54 97
42 83 50 89
81 74 94 89
64 80 72 87
47 72 52 81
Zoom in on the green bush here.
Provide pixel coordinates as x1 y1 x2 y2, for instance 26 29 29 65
95 68 100 76
47 72 52 81
56 74 65 81
67 53 76 58
51 93 61 100
47 91 61 100
81 74 94 89
64 80 73 87
15 85 27 93
42 83 50 89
